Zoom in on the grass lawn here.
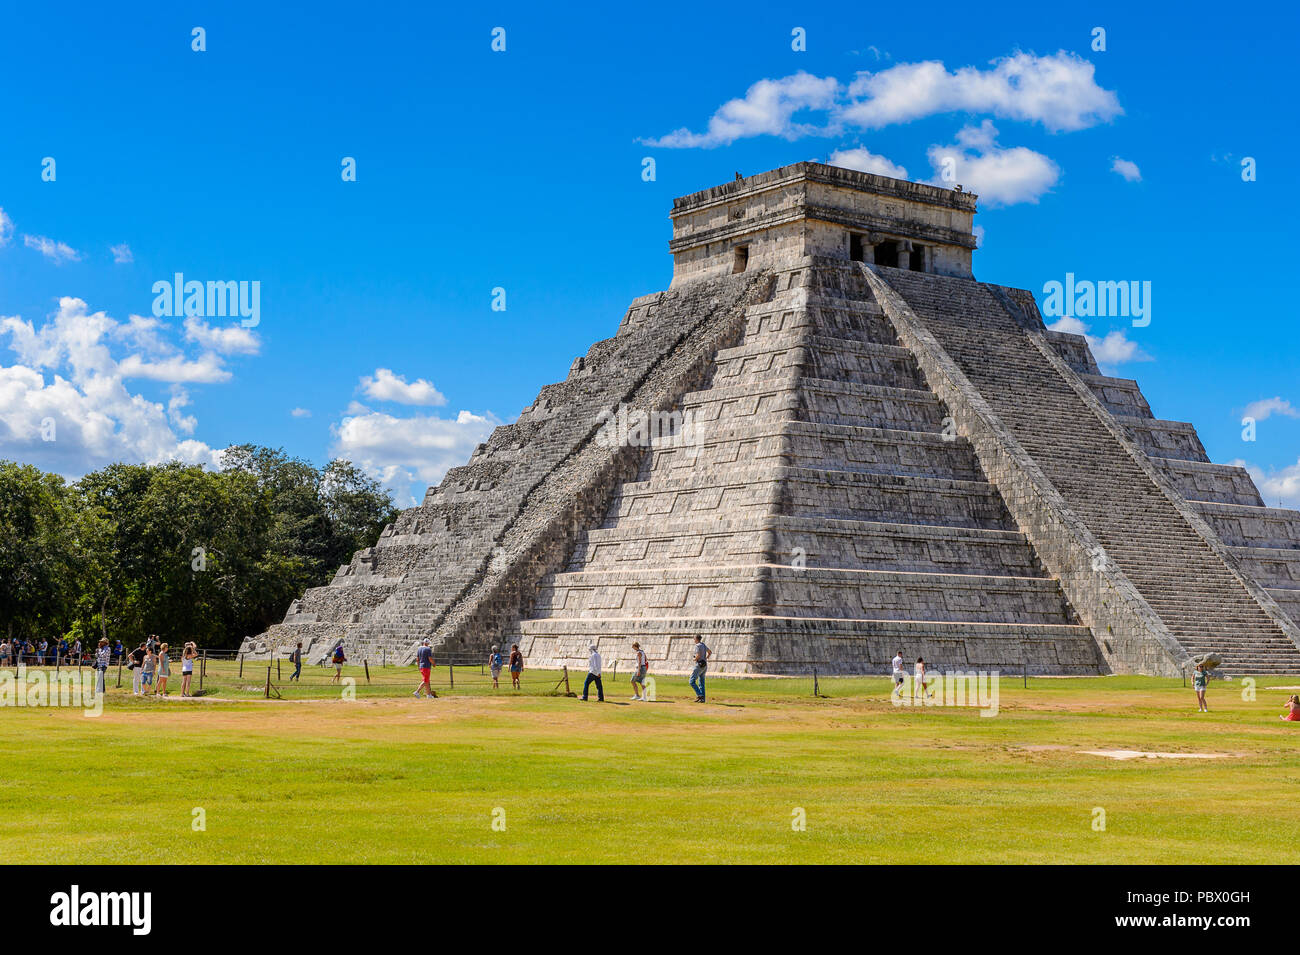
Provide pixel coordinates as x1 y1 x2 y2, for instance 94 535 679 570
2 661 1299 863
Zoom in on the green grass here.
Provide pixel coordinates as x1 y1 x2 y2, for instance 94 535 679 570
3 661 1299 863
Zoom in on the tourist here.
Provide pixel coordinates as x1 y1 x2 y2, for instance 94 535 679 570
72 638 82 665
0 638 10 667
413 638 436 698
129 642 146 695
509 643 523 689
689 635 711 703
37 638 48 666
579 644 604 702
288 642 302 682
57 637 69 665
141 645 157 695
94 638 110 696
113 639 124 664
1193 663 1209 712
630 641 649 701
330 642 346 684
891 649 905 699
181 642 197 696
488 645 503 689
1280 695 1300 722
913 657 932 701
156 643 171 696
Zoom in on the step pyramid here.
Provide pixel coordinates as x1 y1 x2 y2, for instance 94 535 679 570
241 162 1300 677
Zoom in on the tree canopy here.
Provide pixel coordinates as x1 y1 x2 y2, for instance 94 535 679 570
0 447 398 649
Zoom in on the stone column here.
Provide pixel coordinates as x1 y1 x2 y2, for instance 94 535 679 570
897 241 911 271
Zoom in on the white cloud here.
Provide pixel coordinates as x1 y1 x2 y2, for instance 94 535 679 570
22 234 81 264
1242 397 1299 422
1233 458 1300 509
0 297 234 475
1046 314 1151 368
359 367 447 406
642 72 840 148
843 52 1121 132
117 351 231 384
826 147 908 179
926 121 1060 206
290 407 312 418
330 407 498 506
183 316 261 355
0 208 12 247
643 51 1120 148
1111 157 1142 182
111 243 134 264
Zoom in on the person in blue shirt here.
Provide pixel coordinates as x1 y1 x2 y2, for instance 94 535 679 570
412 639 436 698
488 645 503 689
330 642 346 684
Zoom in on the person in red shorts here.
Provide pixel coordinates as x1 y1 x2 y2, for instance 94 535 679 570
1280 694 1300 721
413 638 437 699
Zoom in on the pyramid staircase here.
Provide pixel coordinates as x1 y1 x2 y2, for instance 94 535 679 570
511 261 1101 674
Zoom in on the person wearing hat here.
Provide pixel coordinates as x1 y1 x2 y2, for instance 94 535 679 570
488 645 503 689
630 641 649 701
1193 662 1209 712
413 638 437 698
579 644 604 702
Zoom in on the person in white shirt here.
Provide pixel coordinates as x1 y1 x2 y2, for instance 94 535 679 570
891 651 905 699
580 644 604 702
630 641 649 701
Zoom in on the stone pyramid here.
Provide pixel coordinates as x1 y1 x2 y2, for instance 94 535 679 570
242 163 1300 677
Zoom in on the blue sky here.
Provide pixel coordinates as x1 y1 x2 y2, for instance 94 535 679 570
1 0 1297 506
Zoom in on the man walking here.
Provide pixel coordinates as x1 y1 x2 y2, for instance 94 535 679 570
891 649 906 700
288 642 303 682
689 635 711 703
413 638 437 698
580 644 604 702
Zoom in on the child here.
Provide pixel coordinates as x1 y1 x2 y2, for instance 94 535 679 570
488 645 503 689
1193 663 1209 712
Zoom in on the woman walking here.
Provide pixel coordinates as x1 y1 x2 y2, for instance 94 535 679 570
488 645 503 689
508 643 523 689
181 642 197 696
913 657 932 701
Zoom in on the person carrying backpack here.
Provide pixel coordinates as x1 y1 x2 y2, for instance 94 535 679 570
488 645 503 689
330 642 346 684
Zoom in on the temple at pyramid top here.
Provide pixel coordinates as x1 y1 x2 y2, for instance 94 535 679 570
669 161 979 285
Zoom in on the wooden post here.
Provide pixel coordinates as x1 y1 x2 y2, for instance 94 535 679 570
116 658 123 688
277 657 281 680
448 662 454 689
200 650 206 690
265 666 271 699
1023 663 1027 689
382 649 387 668
364 659 371 684
612 661 618 683
563 666 571 695
813 667 819 697
239 654 244 678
